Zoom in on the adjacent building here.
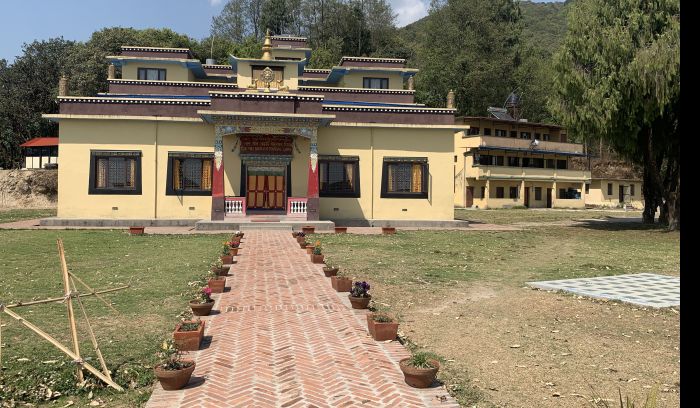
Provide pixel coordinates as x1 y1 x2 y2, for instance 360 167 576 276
43 32 464 226
454 106 591 209
20 137 59 169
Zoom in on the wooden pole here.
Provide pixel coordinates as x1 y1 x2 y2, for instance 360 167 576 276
1 307 123 391
68 272 120 314
57 239 84 383
71 277 112 381
5 286 130 309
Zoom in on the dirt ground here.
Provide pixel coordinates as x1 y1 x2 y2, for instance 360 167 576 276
383 283 680 407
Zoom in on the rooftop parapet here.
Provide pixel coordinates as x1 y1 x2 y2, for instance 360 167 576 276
119 46 195 59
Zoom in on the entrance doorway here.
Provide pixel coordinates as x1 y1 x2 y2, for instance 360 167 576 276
619 185 625 203
246 169 286 210
546 188 552 208
466 187 474 207
524 186 530 208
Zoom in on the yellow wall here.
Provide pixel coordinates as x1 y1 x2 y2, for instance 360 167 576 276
122 62 193 82
271 48 308 61
235 60 300 90
57 119 214 219
340 72 404 90
318 126 455 220
586 179 644 209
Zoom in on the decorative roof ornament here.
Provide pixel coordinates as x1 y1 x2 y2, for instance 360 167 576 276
446 89 455 109
261 29 273 61
260 67 275 92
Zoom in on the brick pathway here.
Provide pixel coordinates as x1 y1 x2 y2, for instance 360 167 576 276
146 231 459 408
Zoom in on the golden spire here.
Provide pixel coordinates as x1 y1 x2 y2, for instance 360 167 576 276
261 29 272 60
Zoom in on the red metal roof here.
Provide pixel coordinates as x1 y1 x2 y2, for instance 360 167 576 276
19 137 59 147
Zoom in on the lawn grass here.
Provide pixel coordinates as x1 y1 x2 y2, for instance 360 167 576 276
455 208 642 225
0 230 227 406
0 208 57 224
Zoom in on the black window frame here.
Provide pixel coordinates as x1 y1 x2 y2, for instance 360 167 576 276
509 130 517 138
381 157 428 199
496 187 505 198
494 156 504 166
507 156 520 167
607 183 613 195
137 68 167 81
483 128 491 136
509 186 518 199
520 131 531 139
534 187 542 200
88 150 142 195
480 186 486 198
630 184 635 196
467 127 480 136
363 77 389 89
318 155 361 198
166 152 215 196
495 129 507 137
556 159 568 169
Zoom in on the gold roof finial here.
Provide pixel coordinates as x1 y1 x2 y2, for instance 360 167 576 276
261 29 272 60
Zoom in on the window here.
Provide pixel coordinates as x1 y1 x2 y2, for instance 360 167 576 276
467 127 480 136
607 183 613 196
483 128 492 136
521 157 530 167
534 187 542 200
454 155 458 163
529 158 544 168
137 68 166 81
507 156 520 167
630 184 635 196
520 132 531 139
510 130 517 138
494 156 504 166
559 188 581 199
585 184 590 193
556 159 568 169
274 57 301 61
363 77 389 89
545 159 555 169
477 154 493 166
535 133 541 140
381 158 428 198
252 65 284 86
89 150 141 194
480 186 486 198
495 129 507 137
319 156 360 197
496 187 505 198
509 186 518 199
166 153 214 195
542 134 551 141
561 134 568 142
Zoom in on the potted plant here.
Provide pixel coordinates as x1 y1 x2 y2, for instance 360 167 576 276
348 281 371 309
399 352 440 388
302 225 315 234
331 275 352 292
129 226 145 235
233 230 244 239
154 339 196 391
299 239 308 249
334 226 347 234
210 259 229 277
323 265 339 277
381 226 396 235
189 287 214 316
228 240 240 256
310 241 324 264
172 319 205 351
366 312 399 341
220 241 233 264
295 231 306 244
305 242 315 255
207 270 226 293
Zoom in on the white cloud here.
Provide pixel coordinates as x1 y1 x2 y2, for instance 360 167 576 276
391 0 429 27
209 0 223 6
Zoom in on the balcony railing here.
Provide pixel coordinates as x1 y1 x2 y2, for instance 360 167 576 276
475 166 590 181
225 197 246 216
465 136 585 154
286 197 308 217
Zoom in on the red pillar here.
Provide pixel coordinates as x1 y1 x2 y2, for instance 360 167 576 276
306 132 320 221
211 129 225 220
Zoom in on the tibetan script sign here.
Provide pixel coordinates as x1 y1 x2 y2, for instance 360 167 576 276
239 135 293 155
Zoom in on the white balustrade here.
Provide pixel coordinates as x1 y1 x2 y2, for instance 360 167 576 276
287 198 308 217
225 197 246 216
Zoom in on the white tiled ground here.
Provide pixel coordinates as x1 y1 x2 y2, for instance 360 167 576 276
528 273 680 308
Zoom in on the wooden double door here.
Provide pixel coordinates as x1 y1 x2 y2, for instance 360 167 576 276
246 173 285 210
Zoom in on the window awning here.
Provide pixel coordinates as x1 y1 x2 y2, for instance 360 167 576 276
20 137 59 147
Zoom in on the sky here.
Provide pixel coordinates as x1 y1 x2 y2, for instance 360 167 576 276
0 0 565 62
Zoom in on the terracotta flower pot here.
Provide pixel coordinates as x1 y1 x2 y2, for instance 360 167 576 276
366 313 399 341
331 276 352 292
306 246 314 255
381 227 396 235
220 255 233 264
189 300 214 316
208 277 226 293
299 242 307 249
230 237 241 245
129 226 145 235
154 360 196 391
348 294 371 309
311 254 324 264
211 265 230 276
399 358 440 388
334 227 347 234
229 247 239 256
323 267 339 277
296 236 306 244
302 226 315 234
173 320 205 351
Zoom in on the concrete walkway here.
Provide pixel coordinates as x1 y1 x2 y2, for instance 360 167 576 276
145 231 459 408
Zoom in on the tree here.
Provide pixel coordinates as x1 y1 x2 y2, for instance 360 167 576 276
550 0 680 229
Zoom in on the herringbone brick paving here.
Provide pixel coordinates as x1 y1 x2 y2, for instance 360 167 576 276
146 231 459 408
